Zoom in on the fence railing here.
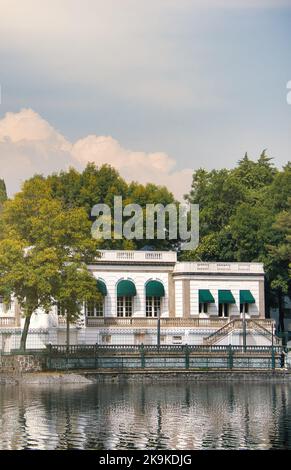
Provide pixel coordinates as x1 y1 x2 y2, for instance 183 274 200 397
45 343 282 371
47 343 282 356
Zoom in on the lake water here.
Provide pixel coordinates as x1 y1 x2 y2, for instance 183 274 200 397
1 381 291 450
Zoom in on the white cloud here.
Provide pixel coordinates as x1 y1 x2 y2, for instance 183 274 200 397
72 134 193 199
0 109 192 200
0 109 74 194
0 108 69 150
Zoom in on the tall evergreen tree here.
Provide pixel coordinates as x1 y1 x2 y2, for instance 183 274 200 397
0 179 7 206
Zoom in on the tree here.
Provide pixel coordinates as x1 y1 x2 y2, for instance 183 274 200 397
0 179 7 213
48 164 128 214
266 198 291 331
48 163 178 250
55 262 102 352
0 176 100 350
185 167 249 254
184 153 291 327
0 242 60 350
229 203 278 262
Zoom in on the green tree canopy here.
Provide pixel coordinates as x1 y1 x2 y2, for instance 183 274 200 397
48 163 178 250
0 176 101 350
184 153 291 329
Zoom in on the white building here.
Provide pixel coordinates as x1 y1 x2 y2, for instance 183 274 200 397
0 250 276 351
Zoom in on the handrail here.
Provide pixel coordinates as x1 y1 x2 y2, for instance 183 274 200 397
203 319 277 346
0 317 17 327
204 320 236 339
85 317 230 328
46 343 282 357
248 319 273 335
248 319 280 345
203 320 240 345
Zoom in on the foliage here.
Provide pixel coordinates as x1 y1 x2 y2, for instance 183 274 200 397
0 179 7 207
48 163 178 250
184 152 291 327
0 177 101 349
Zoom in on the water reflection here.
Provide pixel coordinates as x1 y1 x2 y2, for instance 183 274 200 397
1 381 291 449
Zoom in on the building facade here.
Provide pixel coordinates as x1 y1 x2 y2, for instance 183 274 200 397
0 250 276 351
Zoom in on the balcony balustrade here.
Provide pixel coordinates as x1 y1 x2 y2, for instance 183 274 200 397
0 317 17 327
174 261 264 274
96 250 177 264
85 317 274 329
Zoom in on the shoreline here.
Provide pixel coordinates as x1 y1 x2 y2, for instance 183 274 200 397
1 369 290 385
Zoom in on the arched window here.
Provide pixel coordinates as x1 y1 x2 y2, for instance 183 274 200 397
145 280 165 317
85 279 107 318
117 280 136 317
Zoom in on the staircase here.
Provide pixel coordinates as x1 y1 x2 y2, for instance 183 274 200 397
203 319 239 345
203 319 278 346
248 319 280 345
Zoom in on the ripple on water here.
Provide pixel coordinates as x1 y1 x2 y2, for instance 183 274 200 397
1 381 291 449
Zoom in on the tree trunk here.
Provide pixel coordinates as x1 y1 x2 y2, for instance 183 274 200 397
278 290 285 334
20 315 31 352
66 313 70 354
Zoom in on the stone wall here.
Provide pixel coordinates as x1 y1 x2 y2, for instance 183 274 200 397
0 354 46 373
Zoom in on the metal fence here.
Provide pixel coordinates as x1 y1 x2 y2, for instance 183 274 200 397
48 344 282 354
0 329 48 354
46 344 282 371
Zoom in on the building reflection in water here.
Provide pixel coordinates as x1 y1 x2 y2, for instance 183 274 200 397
1 381 291 450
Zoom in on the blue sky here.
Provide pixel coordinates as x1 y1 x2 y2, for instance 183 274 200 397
0 0 290 199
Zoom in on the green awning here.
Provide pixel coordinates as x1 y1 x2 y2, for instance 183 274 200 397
97 279 107 296
218 290 235 304
240 290 255 304
199 289 215 303
146 280 165 297
117 280 136 297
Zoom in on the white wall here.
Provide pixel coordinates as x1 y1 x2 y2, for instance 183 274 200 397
0 298 16 316
175 280 183 318
188 278 261 317
90 269 169 318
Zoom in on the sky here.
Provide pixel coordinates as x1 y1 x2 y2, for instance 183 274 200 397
0 0 290 200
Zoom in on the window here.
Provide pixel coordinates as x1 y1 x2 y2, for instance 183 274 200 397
240 303 249 315
219 303 229 318
146 296 161 317
0 297 11 314
102 334 111 344
86 301 95 317
172 335 182 344
117 296 133 317
199 302 208 314
57 302 65 316
95 301 104 317
86 300 104 317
